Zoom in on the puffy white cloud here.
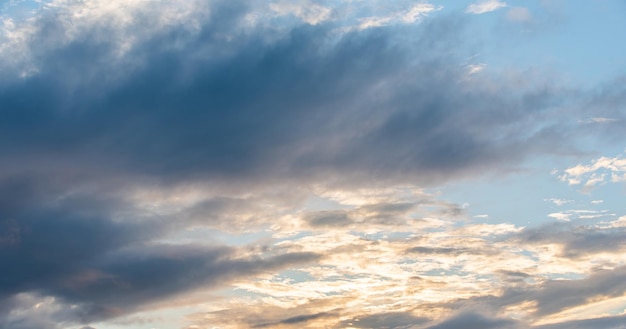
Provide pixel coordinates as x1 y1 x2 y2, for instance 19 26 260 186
558 153 626 187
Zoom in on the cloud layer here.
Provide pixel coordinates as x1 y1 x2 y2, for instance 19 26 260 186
1 1 625 328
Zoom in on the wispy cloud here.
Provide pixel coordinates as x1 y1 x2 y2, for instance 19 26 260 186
507 7 532 23
544 198 573 206
356 2 440 29
578 117 619 124
466 0 508 14
466 63 487 75
269 0 331 25
547 209 614 222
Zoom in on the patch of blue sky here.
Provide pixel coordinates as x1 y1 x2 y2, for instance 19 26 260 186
441 142 626 228
514 249 540 262
349 230 415 242
440 168 579 227
543 272 586 281
436 0 626 88
222 285 266 298
304 193 351 211
275 269 315 283
1 0 47 20
274 230 315 244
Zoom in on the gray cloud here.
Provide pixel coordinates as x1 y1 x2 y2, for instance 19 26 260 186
304 210 354 228
407 246 473 255
344 311 430 328
426 312 526 329
0 176 320 327
509 266 626 317
302 202 420 228
535 314 626 329
0 0 577 190
447 265 626 320
254 311 337 328
516 222 626 258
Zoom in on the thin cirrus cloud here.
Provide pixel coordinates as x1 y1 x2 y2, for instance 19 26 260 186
1 0 626 329
466 0 508 14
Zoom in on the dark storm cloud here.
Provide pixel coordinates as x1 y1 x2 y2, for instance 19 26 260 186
0 175 320 326
0 0 572 189
49 246 320 323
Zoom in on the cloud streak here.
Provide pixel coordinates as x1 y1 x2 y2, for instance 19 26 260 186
466 0 508 14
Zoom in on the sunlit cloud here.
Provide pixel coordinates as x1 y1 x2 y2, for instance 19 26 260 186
558 153 626 187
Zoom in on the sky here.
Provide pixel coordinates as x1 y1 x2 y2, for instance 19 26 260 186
0 0 626 328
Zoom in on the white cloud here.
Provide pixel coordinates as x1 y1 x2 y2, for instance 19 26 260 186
579 117 619 124
548 212 570 222
548 209 615 222
545 198 573 206
270 0 331 25
606 216 626 228
402 3 439 23
558 153 626 188
466 0 508 14
466 63 486 75
357 3 440 30
0 0 210 80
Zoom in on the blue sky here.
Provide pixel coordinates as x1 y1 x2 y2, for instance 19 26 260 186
1 1 626 329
